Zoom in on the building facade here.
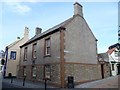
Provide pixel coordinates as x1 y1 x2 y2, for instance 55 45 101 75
98 53 111 79
0 50 5 72
4 27 29 77
107 47 120 76
18 2 102 88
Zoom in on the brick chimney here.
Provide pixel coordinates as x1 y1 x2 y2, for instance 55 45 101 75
24 27 29 38
74 2 83 17
35 27 42 35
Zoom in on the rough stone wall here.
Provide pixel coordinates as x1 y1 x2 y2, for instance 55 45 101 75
18 64 61 85
65 64 102 84
103 63 111 78
17 66 23 79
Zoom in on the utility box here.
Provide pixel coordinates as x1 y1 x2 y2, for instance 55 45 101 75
67 76 74 88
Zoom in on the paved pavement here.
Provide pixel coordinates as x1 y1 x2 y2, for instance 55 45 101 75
2 75 119 89
2 78 57 88
0 72 2 90
75 75 119 88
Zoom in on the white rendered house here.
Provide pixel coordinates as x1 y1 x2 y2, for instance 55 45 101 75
107 48 120 76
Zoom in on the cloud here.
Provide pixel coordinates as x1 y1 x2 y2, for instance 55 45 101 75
6 2 31 14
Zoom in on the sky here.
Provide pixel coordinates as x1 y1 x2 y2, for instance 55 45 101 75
0 1 119 53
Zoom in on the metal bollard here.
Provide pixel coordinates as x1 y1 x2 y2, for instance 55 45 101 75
11 77 13 83
67 76 74 88
45 79 47 90
8 73 13 83
23 76 26 86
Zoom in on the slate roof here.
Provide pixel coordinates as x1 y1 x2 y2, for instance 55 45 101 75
98 53 109 62
20 17 73 47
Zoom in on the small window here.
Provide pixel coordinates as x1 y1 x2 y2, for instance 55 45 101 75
10 51 16 60
23 66 27 76
32 66 37 77
24 47 27 60
33 43 37 58
118 51 120 56
45 38 51 56
115 51 118 57
44 65 51 79
112 64 114 71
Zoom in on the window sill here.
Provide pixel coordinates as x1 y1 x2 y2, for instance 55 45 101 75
44 55 51 58
32 76 37 78
23 60 27 61
9 59 16 60
43 77 51 81
32 57 37 59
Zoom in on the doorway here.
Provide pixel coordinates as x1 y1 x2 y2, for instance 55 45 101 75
101 64 104 79
117 64 120 75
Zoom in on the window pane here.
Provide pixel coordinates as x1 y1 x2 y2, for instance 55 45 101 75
46 39 50 47
33 44 36 51
32 66 37 77
115 52 118 57
10 51 16 60
34 51 36 58
112 64 114 70
47 47 50 55
33 44 37 58
45 38 51 55
45 65 51 79
24 47 27 60
23 67 26 76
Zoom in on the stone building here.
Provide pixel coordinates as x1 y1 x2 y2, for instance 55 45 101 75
3 27 29 77
18 2 102 88
98 53 111 79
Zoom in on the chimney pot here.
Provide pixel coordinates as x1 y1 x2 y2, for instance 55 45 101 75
35 27 42 35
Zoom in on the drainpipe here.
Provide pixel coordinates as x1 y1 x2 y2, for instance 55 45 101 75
3 46 8 78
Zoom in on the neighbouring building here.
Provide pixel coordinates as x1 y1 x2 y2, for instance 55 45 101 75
0 50 5 72
98 53 111 79
3 27 29 77
107 47 120 76
18 2 102 88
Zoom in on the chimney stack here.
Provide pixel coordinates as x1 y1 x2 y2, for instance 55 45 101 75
35 27 42 35
24 27 29 38
74 2 83 17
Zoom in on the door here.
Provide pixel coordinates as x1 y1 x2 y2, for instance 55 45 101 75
101 64 104 79
117 64 120 75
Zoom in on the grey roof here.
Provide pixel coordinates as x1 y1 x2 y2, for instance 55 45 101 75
21 17 72 47
98 53 109 62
